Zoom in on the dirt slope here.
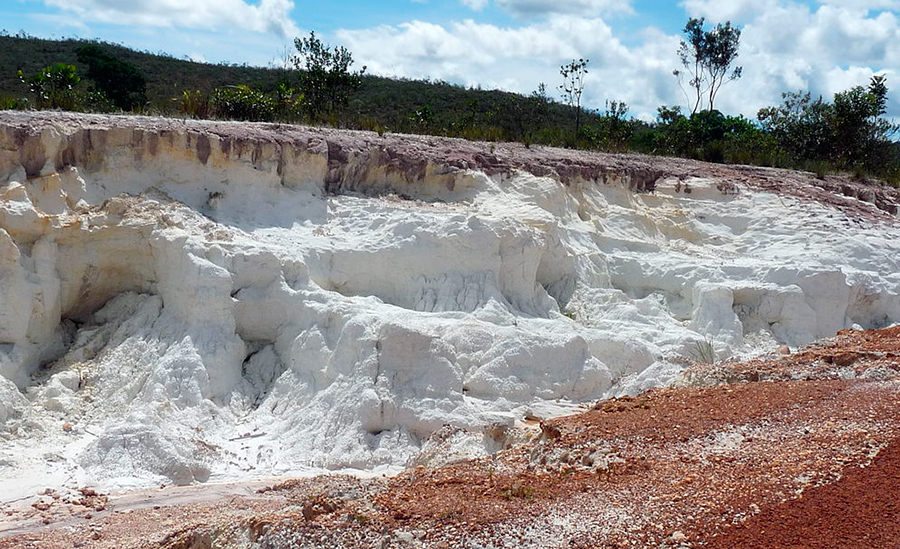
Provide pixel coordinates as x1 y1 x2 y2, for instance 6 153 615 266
2 327 898 548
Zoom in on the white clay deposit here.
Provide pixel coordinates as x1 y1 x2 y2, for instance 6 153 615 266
1 112 898 500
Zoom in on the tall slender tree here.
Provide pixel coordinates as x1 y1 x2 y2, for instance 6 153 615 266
559 58 589 139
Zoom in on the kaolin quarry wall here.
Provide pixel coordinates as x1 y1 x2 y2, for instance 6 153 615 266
0 111 898 490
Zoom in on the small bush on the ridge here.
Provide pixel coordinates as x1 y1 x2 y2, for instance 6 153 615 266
19 63 81 110
0 96 29 110
175 90 212 119
210 85 276 122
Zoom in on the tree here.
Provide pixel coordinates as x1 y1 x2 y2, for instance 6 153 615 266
583 100 632 152
829 75 897 168
758 75 899 172
293 31 366 121
674 18 742 114
408 103 434 131
757 91 829 162
523 83 551 145
75 44 147 111
504 83 550 146
274 81 303 121
604 100 632 150
559 58 589 139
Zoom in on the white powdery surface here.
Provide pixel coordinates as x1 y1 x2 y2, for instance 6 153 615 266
0 117 899 501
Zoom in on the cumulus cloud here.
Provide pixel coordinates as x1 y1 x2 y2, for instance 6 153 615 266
460 0 490 10
720 2 900 116
42 0 300 38
341 0 900 120
338 15 678 120
679 0 779 23
817 0 900 12
494 0 634 17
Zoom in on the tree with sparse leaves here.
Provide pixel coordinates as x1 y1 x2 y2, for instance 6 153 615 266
559 58 589 139
674 18 742 114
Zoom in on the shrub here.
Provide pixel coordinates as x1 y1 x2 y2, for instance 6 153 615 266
293 31 365 121
273 81 304 122
0 96 29 110
210 85 276 122
175 90 211 119
19 63 81 110
722 127 783 166
758 76 900 176
582 100 633 152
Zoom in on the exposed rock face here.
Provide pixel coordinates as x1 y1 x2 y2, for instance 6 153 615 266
0 111 898 494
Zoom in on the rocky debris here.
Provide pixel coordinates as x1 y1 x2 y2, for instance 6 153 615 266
0 326 897 548
704 438 900 548
71 487 108 512
680 325 900 386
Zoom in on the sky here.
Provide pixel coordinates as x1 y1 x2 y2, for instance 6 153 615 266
3 0 900 120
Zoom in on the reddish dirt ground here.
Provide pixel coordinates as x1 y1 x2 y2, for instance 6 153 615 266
705 438 900 549
1 326 899 548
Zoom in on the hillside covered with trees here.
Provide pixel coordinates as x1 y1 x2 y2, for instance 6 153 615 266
0 33 576 140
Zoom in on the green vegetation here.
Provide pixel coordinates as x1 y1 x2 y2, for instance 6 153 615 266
210 85 277 121
17 62 80 110
0 33 577 135
175 89 212 119
758 75 900 179
75 44 146 111
293 31 365 121
1 27 898 185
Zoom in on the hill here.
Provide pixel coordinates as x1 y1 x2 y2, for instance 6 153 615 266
0 34 577 134
0 35 286 106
